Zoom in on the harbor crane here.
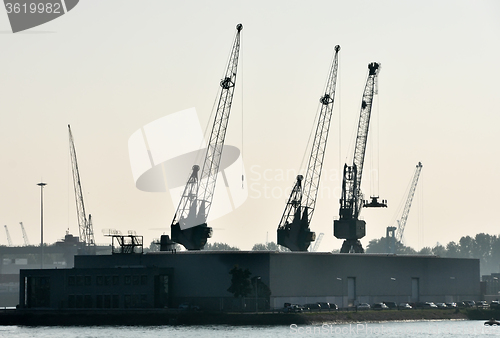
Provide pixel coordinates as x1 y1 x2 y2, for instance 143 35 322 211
277 45 340 251
310 233 324 252
165 24 243 251
20 222 30 246
334 62 386 253
68 124 95 253
4 225 13 246
387 162 423 253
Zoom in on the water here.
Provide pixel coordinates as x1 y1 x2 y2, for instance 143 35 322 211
1 320 500 337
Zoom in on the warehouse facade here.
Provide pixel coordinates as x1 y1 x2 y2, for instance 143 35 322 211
18 251 480 311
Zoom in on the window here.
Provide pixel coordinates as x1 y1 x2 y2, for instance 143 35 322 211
96 295 103 308
68 276 75 286
112 295 119 308
124 275 131 285
124 295 131 308
96 276 103 286
84 276 91 286
84 295 92 308
76 276 83 286
68 295 75 308
112 275 119 285
105 276 111 286
76 295 83 308
104 295 111 308
132 275 140 286
141 275 147 285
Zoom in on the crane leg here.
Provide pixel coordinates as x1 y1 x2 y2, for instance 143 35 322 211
340 239 365 253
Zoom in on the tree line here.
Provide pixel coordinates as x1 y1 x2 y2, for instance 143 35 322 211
366 233 500 276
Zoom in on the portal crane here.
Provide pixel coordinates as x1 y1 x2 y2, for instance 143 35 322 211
68 124 95 253
167 24 243 250
310 233 324 252
334 62 386 253
277 45 340 251
4 225 12 246
19 222 29 246
387 162 423 253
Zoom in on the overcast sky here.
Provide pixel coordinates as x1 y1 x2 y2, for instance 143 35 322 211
0 1 499 252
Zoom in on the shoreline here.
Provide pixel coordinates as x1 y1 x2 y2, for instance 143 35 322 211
0 308 486 326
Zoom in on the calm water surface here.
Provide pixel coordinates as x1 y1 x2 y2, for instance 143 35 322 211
2 320 500 337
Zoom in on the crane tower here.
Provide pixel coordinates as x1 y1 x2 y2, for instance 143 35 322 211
20 222 30 246
277 45 340 251
166 24 243 251
4 225 13 246
387 162 423 253
334 62 386 253
68 125 95 253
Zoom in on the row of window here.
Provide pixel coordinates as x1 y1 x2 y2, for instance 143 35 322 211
67 294 149 309
67 275 148 287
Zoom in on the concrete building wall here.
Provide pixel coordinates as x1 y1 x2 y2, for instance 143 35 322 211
269 253 480 308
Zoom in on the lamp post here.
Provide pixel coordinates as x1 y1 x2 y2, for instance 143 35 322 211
450 277 456 303
337 277 343 309
37 182 47 269
254 276 261 313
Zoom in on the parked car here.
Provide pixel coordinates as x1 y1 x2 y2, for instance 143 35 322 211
329 303 339 310
318 302 331 311
284 304 303 313
178 303 200 311
383 302 398 310
413 302 437 309
303 303 321 311
445 302 457 308
399 302 412 310
435 302 447 309
463 300 476 308
491 301 500 309
357 303 371 310
477 301 489 309
372 303 389 310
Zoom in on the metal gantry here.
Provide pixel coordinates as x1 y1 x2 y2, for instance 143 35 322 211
334 62 386 253
277 45 340 251
168 24 243 250
68 125 95 252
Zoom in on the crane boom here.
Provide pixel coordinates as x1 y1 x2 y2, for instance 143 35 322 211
334 62 385 253
68 125 95 251
277 45 340 251
20 222 29 246
396 162 423 242
4 225 12 246
169 24 243 251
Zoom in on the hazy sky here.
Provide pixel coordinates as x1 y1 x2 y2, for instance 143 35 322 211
0 1 499 252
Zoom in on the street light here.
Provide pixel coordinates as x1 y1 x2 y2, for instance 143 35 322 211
254 276 261 313
337 278 343 308
450 277 456 302
37 182 47 269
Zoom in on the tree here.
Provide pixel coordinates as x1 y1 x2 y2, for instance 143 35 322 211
252 241 289 252
202 242 240 251
227 265 252 298
365 237 416 254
